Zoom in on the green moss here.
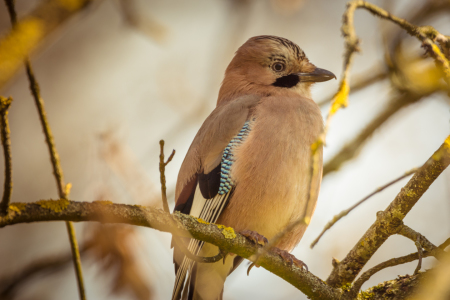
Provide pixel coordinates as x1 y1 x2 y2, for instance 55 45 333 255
36 199 69 212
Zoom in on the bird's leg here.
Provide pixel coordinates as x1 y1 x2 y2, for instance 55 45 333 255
272 248 308 272
240 230 269 276
239 230 268 246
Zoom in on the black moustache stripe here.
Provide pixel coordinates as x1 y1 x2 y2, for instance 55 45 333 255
272 74 300 88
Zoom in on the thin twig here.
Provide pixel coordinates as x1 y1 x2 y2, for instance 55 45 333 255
423 38 450 88
349 237 450 296
397 224 446 259
159 140 173 213
414 237 423 275
4 1 86 298
311 167 417 248
158 140 226 264
350 251 431 295
0 96 13 216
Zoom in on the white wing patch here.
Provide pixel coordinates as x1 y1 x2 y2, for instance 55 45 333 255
172 189 233 299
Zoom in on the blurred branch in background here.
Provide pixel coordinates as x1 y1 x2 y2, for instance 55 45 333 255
0 0 96 90
0 242 91 300
321 0 450 176
118 0 167 43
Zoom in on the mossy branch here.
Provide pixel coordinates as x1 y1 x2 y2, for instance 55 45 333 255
326 135 450 288
0 200 345 300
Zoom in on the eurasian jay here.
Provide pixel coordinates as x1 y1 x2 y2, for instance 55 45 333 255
172 35 335 300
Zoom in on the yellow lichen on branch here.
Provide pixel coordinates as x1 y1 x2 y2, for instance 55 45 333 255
93 200 113 205
329 79 350 116
197 218 209 224
9 202 26 213
217 224 236 239
36 199 70 213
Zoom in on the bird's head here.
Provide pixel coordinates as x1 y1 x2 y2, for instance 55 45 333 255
219 35 335 101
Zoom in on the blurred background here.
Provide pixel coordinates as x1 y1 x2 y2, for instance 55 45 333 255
0 0 449 299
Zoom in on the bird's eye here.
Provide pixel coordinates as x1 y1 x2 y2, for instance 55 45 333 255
272 63 285 72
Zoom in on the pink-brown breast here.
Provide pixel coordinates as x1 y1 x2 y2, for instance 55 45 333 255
217 94 323 251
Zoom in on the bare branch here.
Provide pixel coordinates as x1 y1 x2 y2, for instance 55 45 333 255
311 167 417 248
326 135 450 288
397 224 446 259
159 140 172 214
0 200 344 300
413 237 423 275
0 96 13 216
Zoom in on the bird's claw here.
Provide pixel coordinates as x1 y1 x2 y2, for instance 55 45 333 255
273 248 308 272
240 230 268 246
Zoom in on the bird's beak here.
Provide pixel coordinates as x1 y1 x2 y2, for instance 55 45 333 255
295 68 336 82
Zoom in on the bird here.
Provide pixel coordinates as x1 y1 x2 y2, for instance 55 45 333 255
171 35 335 300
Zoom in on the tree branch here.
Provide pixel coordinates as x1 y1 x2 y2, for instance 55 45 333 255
0 200 344 300
0 96 13 216
397 224 446 259
326 135 450 288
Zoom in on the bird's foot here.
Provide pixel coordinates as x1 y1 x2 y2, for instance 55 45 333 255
272 248 308 272
240 230 268 246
